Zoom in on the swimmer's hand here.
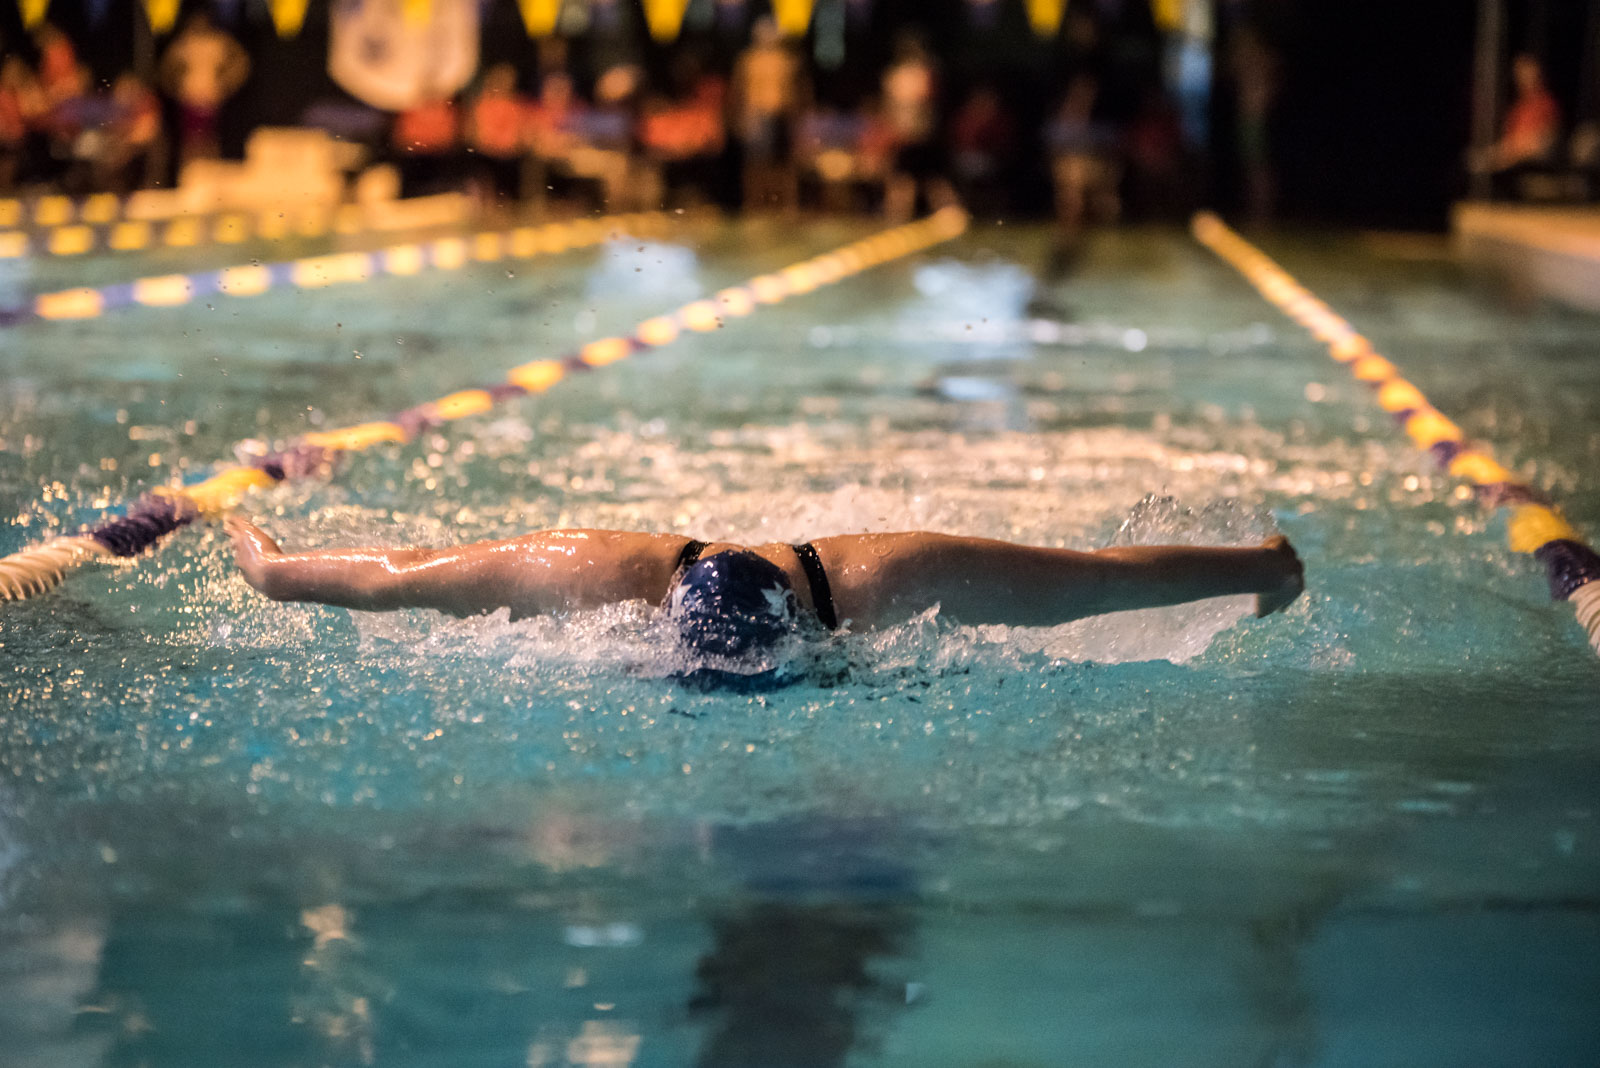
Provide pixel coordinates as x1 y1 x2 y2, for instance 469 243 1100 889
1254 534 1304 617
226 516 283 594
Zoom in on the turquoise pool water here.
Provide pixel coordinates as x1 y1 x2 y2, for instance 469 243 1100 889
2 219 1597 1066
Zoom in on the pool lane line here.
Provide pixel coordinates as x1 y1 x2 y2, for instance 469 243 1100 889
0 207 970 602
0 194 474 260
1192 211 1600 656
0 193 124 229
0 191 417 231
0 209 670 326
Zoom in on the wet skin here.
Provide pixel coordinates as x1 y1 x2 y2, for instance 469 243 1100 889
227 518 1305 629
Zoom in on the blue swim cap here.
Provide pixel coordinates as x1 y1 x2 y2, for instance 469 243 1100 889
668 549 798 661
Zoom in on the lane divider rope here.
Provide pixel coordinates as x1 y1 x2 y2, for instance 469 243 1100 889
0 209 668 326
1192 211 1600 656
0 192 126 229
0 207 969 602
0 194 473 260
0 191 442 230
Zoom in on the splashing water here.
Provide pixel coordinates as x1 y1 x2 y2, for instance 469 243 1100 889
3 225 1599 1067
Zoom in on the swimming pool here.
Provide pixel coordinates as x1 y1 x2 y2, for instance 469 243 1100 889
2 217 1597 1065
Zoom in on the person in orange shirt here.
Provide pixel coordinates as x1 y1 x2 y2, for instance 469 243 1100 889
641 67 725 206
393 95 460 196
1491 54 1561 171
467 64 527 204
34 24 88 107
0 57 42 189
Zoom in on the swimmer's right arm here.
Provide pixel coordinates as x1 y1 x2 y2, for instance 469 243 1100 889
226 519 684 616
226 517 513 615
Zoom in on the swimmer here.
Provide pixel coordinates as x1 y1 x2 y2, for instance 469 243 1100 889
227 518 1303 677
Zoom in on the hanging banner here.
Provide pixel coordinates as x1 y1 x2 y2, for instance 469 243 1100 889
19 0 49 29
328 0 480 110
1024 0 1065 36
642 0 691 40
268 0 311 35
143 0 181 33
771 0 811 36
1150 0 1181 31
516 0 560 36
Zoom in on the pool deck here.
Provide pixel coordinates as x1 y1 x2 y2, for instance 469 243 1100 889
1453 202 1600 311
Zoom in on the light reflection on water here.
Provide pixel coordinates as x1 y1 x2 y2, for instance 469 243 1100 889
1 225 1598 1064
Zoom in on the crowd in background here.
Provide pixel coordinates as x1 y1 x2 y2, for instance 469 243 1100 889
0 15 251 195
1 3 1596 228
358 8 1200 229
0 7 1202 230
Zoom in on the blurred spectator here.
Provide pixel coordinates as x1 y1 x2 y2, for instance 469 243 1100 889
160 13 250 166
526 71 581 160
392 95 460 196
640 57 726 207
1123 85 1186 220
948 85 1014 215
92 75 164 193
1488 54 1561 173
30 26 98 188
1227 22 1277 224
731 18 803 213
881 30 951 220
796 103 889 211
0 56 43 189
529 65 637 210
34 24 88 107
1045 73 1120 233
466 63 527 204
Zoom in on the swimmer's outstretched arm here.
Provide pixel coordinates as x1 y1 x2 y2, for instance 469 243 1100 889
816 532 1304 628
226 518 685 616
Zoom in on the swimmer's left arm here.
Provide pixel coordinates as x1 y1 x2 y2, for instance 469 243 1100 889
818 532 1304 627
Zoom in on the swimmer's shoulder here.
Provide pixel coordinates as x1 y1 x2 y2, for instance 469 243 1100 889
493 530 704 608
500 529 693 554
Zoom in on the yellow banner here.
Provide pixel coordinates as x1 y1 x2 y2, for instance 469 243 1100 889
401 0 432 26
1151 0 1183 32
269 0 311 36
143 0 180 33
772 0 814 36
642 0 692 41
19 0 49 29
517 0 561 36
1025 0 1065 36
